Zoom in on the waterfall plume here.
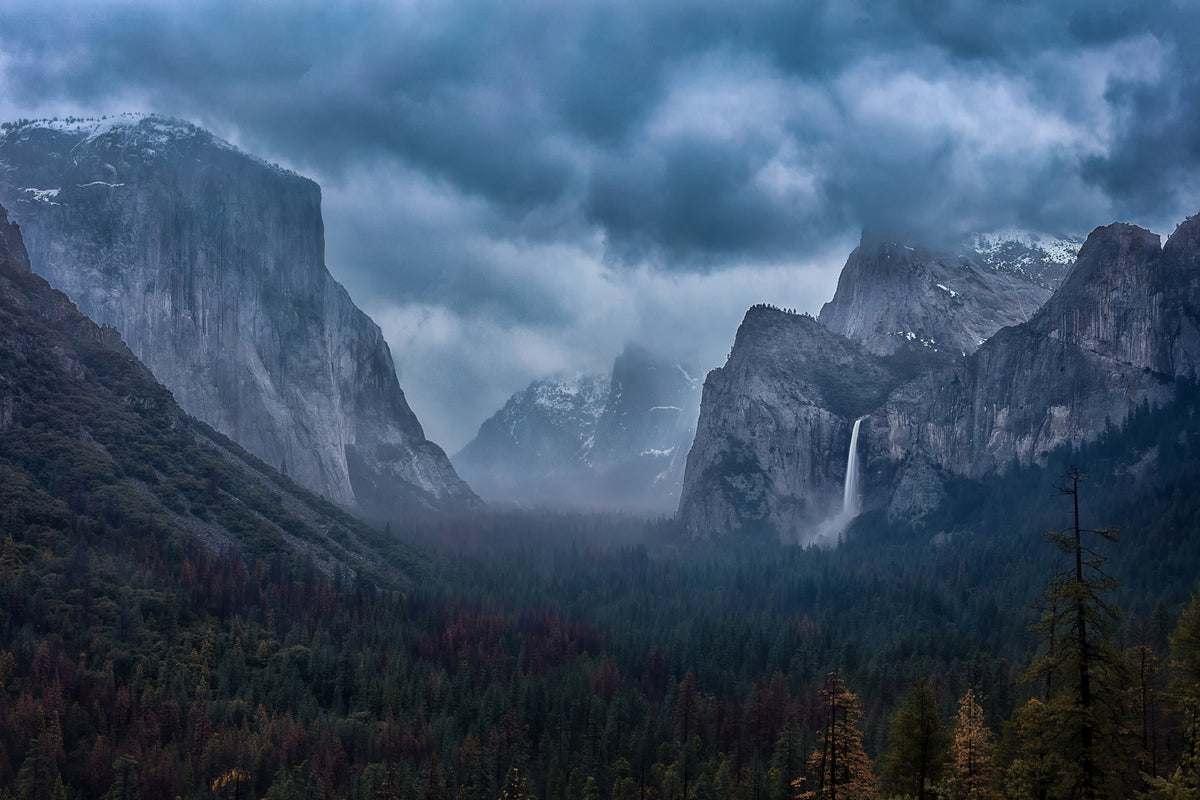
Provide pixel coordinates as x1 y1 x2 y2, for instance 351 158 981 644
810 417 865 546
842 417 863 517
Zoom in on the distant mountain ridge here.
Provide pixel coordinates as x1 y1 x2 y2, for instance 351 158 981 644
679 218 1198 542
454 372 610 506
455 345 701 511
0 114 478 522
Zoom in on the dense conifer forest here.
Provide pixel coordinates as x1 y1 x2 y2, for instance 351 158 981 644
4 214 1200 798
3 404 1200 799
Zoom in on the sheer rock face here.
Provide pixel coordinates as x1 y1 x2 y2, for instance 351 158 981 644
454 345 701 511
677 307 903 540
871 220 1199 497
679 218 1200 539
0 199 418 582
0 205 31 274
0 115 477 520
818 232 1078 364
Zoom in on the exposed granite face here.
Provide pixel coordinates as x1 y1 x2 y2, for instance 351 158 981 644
589 345 702 509
865 222 1195 519
0 198 418 581
0 205 31 274
818 232 1078 366
677 307 904 541
679 218 1200 541
0 115 478 520
454 344 701 511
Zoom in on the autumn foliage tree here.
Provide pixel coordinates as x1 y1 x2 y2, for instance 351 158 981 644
947 687 997 800
794 671 875 800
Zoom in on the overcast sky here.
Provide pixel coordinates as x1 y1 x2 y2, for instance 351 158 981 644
2 0 1199 451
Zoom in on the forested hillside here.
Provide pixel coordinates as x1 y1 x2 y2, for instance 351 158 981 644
4 201 1200 799
4 431 1200 800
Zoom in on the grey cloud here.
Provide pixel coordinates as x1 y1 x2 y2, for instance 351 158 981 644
6 0 1200 448
1078 6 1200 228
5 0 1199 266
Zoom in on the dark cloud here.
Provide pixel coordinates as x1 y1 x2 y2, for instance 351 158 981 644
1076 3 1200 227
588 133 823 265
3 0 1200 445
5 0 1199 263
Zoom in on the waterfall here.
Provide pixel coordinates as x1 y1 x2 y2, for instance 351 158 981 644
842 417 863 516
811 416 865 546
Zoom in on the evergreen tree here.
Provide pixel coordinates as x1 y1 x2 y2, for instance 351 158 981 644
1169 588 1200 751
1145 586 1200 797
1137 754 1200 800
793 671 876 800
1130 629 1167 780
1024 468 1131 800
998 698 1066 800
880 679 947 800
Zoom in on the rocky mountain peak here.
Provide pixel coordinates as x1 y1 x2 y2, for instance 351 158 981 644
1164 213 1200 262
1027 222 1170 374
0 115 478 521
818 229 1079 364
678 211 1200 541
678 306 902 540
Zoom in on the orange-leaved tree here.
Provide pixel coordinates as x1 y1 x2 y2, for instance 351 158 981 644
793 670 876 800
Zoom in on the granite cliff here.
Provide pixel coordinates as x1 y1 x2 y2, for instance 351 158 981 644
677 307 902 540
818 231 1078 367
0 199 419 582
0 115 477 521
679 219 1200 541
868 219 1200 524
454 372 610 508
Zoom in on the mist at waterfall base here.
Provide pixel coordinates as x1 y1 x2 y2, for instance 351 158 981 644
810 418 864 547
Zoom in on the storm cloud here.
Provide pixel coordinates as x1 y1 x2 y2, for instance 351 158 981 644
2 0 1198 448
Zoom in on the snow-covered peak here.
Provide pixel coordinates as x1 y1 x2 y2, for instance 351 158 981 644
1 113 296 179
968 229 1082 267
522 373 610 416
4 113 197 142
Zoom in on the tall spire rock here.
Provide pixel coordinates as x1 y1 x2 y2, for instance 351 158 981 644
0 115 478 520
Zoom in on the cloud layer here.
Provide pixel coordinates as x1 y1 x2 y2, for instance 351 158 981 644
2 0 1198 448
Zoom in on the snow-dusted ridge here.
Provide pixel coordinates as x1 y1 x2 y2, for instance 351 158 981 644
1 113 299 179
968 229 1083 269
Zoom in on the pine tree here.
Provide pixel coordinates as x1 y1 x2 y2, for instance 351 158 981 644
1145 587 1200 796
946 688 997 800
1131 627 1167 780
1024 468 1131 800
998 697 1067 800
881 678 948 800
793 671 876 800
1169 589 1200 746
